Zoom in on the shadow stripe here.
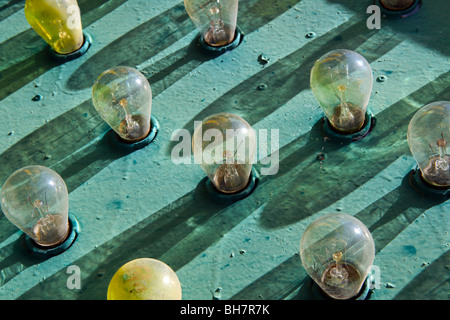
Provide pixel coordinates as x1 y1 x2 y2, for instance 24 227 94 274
66 0 302 91
393 250 449 300
167 15 398 160
14 33 441 301
0 0 304 284
230 71 450 300
0 0 24 22
0 0 128 100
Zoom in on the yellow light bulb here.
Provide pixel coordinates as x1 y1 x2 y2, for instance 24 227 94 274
25 0 85 55
107 258 182 300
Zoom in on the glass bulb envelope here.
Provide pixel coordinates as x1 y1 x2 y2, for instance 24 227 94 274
310 49 373 134
1 166 70 247
300 213 375 300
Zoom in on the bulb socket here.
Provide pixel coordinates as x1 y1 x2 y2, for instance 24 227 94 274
409 166 449 199
311 273 375 300
26 214 80 258
376 0 421 18
49 32 92 63
199 26 244 56
205 166 259 203
109 115 160 152
321 108 376 143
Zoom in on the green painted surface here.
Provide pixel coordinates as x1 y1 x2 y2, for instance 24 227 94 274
0 0 448 300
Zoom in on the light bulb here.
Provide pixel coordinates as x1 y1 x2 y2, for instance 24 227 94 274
300 213 375 300
107 258 182 300
1 166 70 248
92 66 154 144
310 49 373 135
184 0 239 47
25 0 86 55
192 113 256 195
407 101 450 189
380 0 416 11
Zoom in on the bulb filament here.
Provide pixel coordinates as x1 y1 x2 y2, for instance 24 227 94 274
327 251 349 286
200 0 223 23
199 0 230 46
28 193 49 219
111 93 149 142
327 84 365 133
27 193 62 243
428 132 449 171
213 141 249 193
422 132 449 187
118 98 139 132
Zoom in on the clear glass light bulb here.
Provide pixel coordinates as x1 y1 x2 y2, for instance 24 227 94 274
380 0 415 11
407 101 450 188
300 213 375 300
192 113 256 194
25 0 84 55
1 166 70 247
184 0 239 47
92 66 153 143
107 258 182 300
310 49 373 134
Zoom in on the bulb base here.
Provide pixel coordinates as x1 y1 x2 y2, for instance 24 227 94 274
311 273 375 300
49 32 92 62
376 0 421 18
321 108 376 143
26 214 80 258
409 166 449 199
109 115 160 152
205 166 259 203
199 26 244 56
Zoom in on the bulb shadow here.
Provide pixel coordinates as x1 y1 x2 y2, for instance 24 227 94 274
257 69 450 230
0 0 128 101
0 0 25 23
65 0 302 92
0 0 309 277
0 234 48 288
228 172 446 300
0 100 124 243
17 176 255 299
65 2 192 92
355 171 447 253
393 250 449 300
143 33 218 97
325 0 450 56
164 13 405 158
230 254 310 300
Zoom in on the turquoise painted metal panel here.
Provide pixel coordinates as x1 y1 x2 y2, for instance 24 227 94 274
0 0 448 300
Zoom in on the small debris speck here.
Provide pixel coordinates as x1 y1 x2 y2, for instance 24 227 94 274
257 83 267 90
317 152 326 161
257 54 270 66
32 94 43 101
